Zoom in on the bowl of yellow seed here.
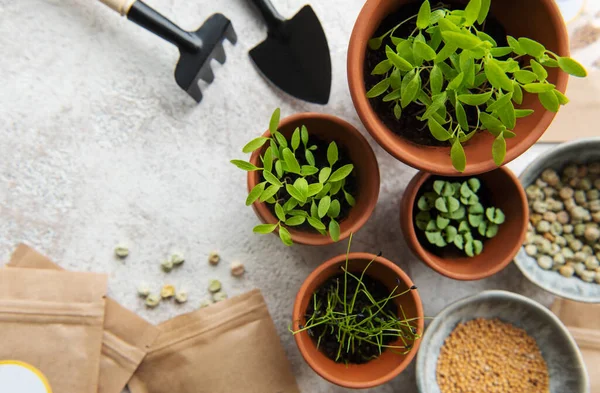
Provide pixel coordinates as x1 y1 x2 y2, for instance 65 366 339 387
416 290 589 393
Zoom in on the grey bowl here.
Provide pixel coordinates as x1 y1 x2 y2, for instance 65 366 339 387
416 290 589 393
516 137 600 303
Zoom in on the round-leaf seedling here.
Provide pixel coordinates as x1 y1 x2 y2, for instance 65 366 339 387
145 294 160 308
161 259 174 272
114 244 129 259
175 290 188 303
200 298 213 308
208 251 220 265
170 252 185 266
213 291 228 302
208 279 222 293
160 285 176 299
137 283 151 298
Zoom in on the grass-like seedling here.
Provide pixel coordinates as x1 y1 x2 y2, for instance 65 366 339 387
415 178 505 257
367 0 587 172
231 109 357 246
291 235 421 364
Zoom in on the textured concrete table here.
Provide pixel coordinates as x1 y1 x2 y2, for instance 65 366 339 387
1 1 598 392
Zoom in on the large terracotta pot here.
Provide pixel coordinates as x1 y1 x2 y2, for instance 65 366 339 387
292 252 424 388
248 113 380 246
400 167 528 280
348 0 570 176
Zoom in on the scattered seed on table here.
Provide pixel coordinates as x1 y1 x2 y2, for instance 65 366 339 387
114 244 129 259
525 245 537 257
161 285 176 298
560 265 575 277
161 259 173 272
213 291 228 302
208 279 222 293
175 290 188 303
137 283 151 297
145 294 160 308
230 262 245 277
200 299 213 308
436 318 549 393
537 255 553 270
208 251 220 266
170 252 185 266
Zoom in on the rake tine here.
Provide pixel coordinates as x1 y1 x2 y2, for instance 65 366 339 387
212 43 227 64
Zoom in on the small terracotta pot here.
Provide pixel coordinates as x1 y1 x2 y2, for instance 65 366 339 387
292 252 424 388
247 113 380 246
400 167 528 280
348 0 569 176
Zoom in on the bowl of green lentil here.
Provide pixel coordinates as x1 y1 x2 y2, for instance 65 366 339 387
515 137 600 303
416 290 589 393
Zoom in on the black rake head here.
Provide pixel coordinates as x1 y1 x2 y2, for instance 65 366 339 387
174 13 237 103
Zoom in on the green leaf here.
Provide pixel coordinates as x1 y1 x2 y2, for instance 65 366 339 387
305 150 315 166
435 197 448 213
327 142 338 166
415 211 431 230
539 90 560 112
270 140 280 159
512 82 523 105
246 181 267 206
310 201 318 218
262 148 273 173
522 83 556 93
485 224 499 238
438 18 461 33
417 0 431 29
444 225 458 243
286 216 306 226
478 221 488 236
273 131 287 148
468 178 480 192
307 183 323 197
458 221 470 233
437 215 450 230
477 0 491 24
231 160 260 171
465 240 475 257
301 125 309 147
458 91 493 106
286 184 306 203
447 196 460 212
515 109 534 118
518 37 545 58
430 65 443 95
307 217 326 231
487 92 513 112
447 71 465 90
383 88 402 102
368 36 383 50
395 41 415 65
497 97 516 129
473 239 483 254
489 47 512 57
328 199 341 218
243 137 269 153
435 43 458 63
393 102 402 119
263 170 282 186
274 160 283 178
504 130 516 138
254 223 278 234
554 89 569 105
464 0 481 26
441 31 482 50
328 164 354 183
530 60 548 81
469 214 483 227
427 118 452 141
401 70 421 108
558 57 587 77
366 78 391 98
372 59 393 75
456 102 469 131
486 207 505 224
421 92 447 120
330 180 344 196
275 203 286 221
318 196 331 218
540 57 559 67
485 60 513 91
316 183 332 199
454 234 464 249
260 184 281 202
414 41 436 61
479 113 506 133
279 226 293 246
507 36 526 56
492 134 506 166
344 190 356 207
282 148 301 174
316 168 330 184
291 128 301 151
269 108 281 135
284 198 299 212
469 203 484 215
451 139 467 172
329 219 341 242
387 50 414 72
433 180 445 195
301 165 318 176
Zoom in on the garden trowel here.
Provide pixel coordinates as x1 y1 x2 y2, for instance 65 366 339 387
247 0 332 105
97 0 237 102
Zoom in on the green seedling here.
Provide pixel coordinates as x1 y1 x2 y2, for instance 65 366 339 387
415 178 505 257
232 109 357 246
367 0 587 172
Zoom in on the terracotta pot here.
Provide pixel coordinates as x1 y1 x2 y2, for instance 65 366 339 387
400 167 528 280
292 252 424 388
247 113 380 246
348 0 570 176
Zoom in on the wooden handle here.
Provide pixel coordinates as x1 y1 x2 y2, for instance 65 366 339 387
97 0 137 16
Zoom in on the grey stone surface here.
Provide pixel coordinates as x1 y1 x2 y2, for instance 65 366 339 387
0 0 575 392
416 290 589 393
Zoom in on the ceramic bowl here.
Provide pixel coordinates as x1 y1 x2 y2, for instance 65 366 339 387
416 290 589 393
515 137 600 303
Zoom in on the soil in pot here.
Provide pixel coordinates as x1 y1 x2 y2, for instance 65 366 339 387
262 136 358 232
304 273 414 364
413 176 495 259
364 1 509 147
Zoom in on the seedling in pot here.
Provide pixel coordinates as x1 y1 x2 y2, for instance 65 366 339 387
290 235 422 364
232 109 357 246
415 178 505 257
367 0 587 172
